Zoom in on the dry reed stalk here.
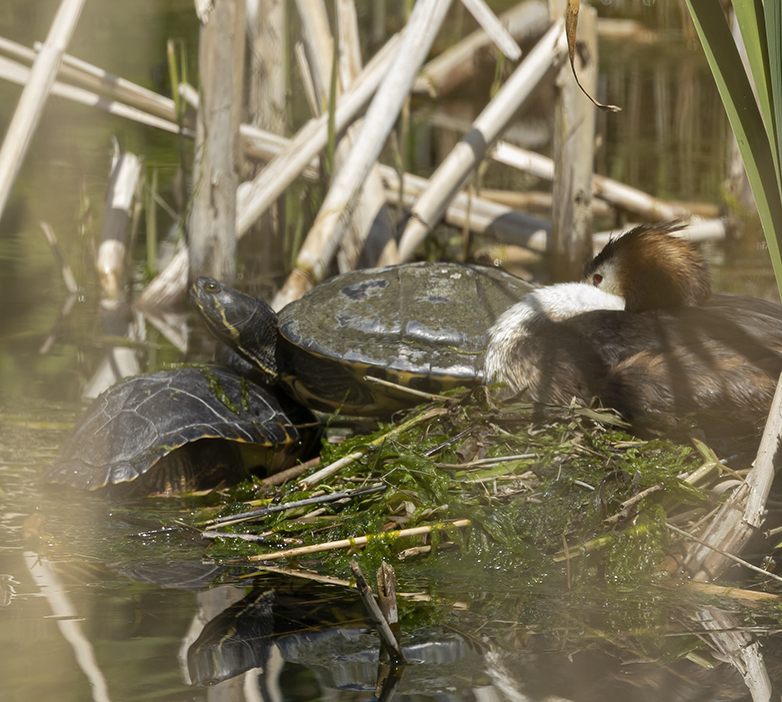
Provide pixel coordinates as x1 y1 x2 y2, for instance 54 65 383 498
271 0 453 310
362 376 451 404
671 523 782 585
235 30 402 240
0 35 178 122
0 35 175 112
0 55 187 136
397 19 567 262
385 162 551 251
247 563 354 587
436 452 536 470
351 561 405 663
260 458 317 487
294 42 320 117
376 561 400 634
334 0 397 270
97 151 142 299
298 406 448 489
189 0 245 282
295 0 334 108
0 0 86 222
414 1 549 95
245 0 286 134
694 607 773 700
493 141 692 221
549 0 596 281
478 188 614 217
134 247 189 310
243 3 289 280
336 0 363 83
592 175 693 221
239 122 321 180
250 563 434 599
680 582 781 604
238 121 550 249
238 518 472 562
680 377 782 582
459 0 522 61
54 48 177 121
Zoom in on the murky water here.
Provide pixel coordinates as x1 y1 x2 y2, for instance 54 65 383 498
0 1 779 700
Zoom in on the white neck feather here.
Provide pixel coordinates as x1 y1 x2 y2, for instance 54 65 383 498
484 283 625 395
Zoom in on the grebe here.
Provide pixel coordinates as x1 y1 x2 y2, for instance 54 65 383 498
484 223 782 430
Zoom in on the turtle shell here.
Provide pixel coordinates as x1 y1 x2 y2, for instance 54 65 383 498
47 366 318 495
277 262 533 414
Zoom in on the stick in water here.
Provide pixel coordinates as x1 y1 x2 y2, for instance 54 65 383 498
234 518 472 562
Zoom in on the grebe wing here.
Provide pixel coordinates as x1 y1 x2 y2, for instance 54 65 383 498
592 302 782 428
551 305 782 428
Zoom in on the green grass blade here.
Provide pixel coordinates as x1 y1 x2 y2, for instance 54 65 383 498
766 0 782 188
732 0 775 148
684 0 782 296
167 39 181 122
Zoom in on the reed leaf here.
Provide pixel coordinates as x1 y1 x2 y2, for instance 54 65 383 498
766 0 782 179
684 0 782 297
732 0 775 155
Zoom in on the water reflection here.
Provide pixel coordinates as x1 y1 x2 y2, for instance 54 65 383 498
2 417 778 702
9 556 763 701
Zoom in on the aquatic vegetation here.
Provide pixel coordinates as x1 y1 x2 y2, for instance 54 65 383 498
201 392 713 589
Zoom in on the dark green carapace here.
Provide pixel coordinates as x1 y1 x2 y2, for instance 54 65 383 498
47 366 318 495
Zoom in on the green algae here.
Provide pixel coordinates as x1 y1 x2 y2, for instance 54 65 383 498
198 365 239 414
202 396 708 588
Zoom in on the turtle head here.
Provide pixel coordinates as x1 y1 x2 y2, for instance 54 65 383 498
191 277 280 384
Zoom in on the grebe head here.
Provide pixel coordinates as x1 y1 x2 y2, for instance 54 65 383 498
583 222 711 312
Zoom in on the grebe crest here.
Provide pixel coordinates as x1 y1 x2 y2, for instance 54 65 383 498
583 222 711 312
485 283 624 398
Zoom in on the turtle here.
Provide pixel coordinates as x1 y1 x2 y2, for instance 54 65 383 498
192 262 533 416
46 365 319 496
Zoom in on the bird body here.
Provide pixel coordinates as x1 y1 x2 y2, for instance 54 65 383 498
485 225 782 431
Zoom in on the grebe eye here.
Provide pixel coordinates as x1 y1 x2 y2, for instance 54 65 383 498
592 273 603 286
